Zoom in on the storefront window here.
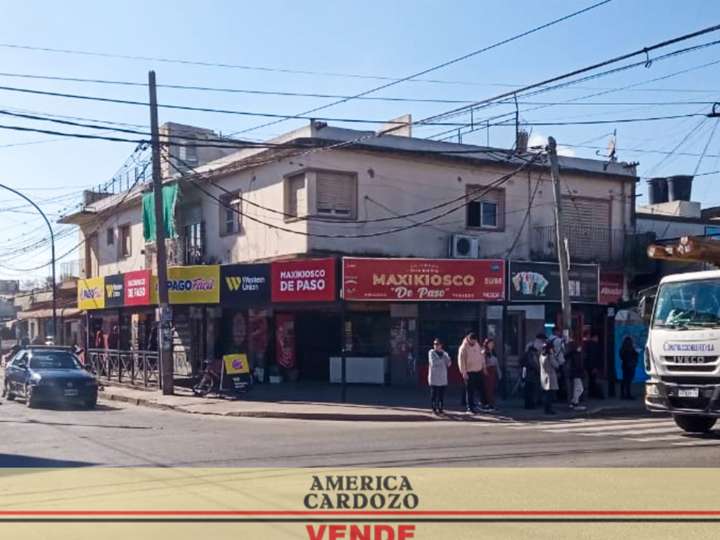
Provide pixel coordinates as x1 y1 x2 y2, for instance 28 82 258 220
347 313 390 356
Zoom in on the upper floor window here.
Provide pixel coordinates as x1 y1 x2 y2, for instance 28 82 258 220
219 190 242 236
316 171 357 219
178 141 198 164
466 186 505 230
184 221 205 265
285 173 307 218
106 227 114 246
119 224 132 259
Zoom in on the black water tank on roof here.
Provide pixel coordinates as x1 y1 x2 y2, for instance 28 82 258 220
647 177 668 204
667 175 693 202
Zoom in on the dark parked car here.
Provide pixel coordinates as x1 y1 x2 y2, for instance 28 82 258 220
2 346 98 409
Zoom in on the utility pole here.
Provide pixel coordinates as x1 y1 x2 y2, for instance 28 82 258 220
547 137 572 339
149 71 173 395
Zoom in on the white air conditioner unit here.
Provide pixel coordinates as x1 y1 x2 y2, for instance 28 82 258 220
449 234 479 258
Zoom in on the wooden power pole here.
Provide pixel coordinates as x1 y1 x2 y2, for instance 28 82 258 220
149 71 173 395
547 137 572 339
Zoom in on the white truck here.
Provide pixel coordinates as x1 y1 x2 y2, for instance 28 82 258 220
642 269 720 433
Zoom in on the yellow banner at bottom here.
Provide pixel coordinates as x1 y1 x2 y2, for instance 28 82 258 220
1 468 720 540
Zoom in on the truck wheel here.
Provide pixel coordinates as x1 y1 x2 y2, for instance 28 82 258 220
673 415 717 433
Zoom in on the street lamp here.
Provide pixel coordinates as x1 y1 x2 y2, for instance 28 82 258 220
0 183 57 343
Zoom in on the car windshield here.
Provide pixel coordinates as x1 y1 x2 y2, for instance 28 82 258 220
653 279 720 329
28 351 82 370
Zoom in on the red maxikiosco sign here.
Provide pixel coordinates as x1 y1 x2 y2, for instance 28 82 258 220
271 258 336 302
343 258 505 301
599 272 624 305
123 269 152 305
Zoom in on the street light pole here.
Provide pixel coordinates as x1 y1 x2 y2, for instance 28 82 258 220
0 183 57 342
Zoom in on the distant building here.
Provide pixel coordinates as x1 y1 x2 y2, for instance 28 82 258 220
0 280 19 295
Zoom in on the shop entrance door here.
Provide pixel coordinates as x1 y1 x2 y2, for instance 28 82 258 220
295 312 342 381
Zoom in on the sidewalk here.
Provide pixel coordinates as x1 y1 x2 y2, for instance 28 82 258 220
100 381 650 422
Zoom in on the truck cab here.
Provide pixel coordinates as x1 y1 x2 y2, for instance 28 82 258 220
644 269 720 433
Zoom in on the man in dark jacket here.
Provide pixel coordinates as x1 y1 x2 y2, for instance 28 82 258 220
584 332 604 400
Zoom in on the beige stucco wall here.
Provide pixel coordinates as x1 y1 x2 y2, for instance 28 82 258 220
80 202 146 277
75 149 634 272
209 149 633 263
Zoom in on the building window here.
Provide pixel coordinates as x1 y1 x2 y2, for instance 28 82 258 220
316 171 357 219
466 186 504 230
106 227 114 246
178 141 198 164
219 191 242 236
184 221 205 265
285 173 306 218
119 224 132 258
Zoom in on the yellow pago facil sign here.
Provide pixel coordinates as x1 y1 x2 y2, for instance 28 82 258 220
151 265 221 304
77 276 105 310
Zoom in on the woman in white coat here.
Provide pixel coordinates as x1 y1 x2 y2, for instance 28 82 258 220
428 338 452 415
539 341 560 415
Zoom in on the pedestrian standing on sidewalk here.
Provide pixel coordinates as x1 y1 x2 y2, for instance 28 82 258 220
549 326 567 403
585 331 605 399
520 334 545 409
539 341 560 415
458 332 485 414
620 336 639 400
566 340 586 411
481 338 501 412
428 338 451 415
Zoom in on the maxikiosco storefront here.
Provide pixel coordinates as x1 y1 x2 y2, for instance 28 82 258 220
341 257 506 388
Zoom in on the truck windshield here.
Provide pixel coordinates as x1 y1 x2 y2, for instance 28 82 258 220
653 279 720 329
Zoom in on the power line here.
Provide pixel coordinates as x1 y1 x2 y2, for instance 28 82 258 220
230 0 612 136
276 25 720 166
0 176 145 271
429 55 720 142
422 28 720 126
0 86 472 127
489 112 704 127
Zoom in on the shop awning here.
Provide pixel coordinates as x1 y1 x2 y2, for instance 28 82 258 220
17 307 81 320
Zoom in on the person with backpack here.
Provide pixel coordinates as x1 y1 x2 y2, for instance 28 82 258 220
427 338 452 414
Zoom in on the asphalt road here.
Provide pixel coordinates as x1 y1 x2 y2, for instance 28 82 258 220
1 397 719 467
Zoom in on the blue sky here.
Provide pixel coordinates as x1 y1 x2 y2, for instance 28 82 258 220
0 0 719 279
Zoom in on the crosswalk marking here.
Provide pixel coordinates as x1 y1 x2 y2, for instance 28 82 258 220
672 439 720 447
542 420 670 433
583 426 680 436
627 435 688 443
498 416 720 448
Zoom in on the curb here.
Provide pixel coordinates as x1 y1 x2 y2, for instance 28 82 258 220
100 389 649 423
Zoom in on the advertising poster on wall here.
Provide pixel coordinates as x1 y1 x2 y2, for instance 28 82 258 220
508 261 599 303
275 313 296 369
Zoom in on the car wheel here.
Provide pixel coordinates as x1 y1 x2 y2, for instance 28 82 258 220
3 381 15 401
673 415 717 433
25 385 37 408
